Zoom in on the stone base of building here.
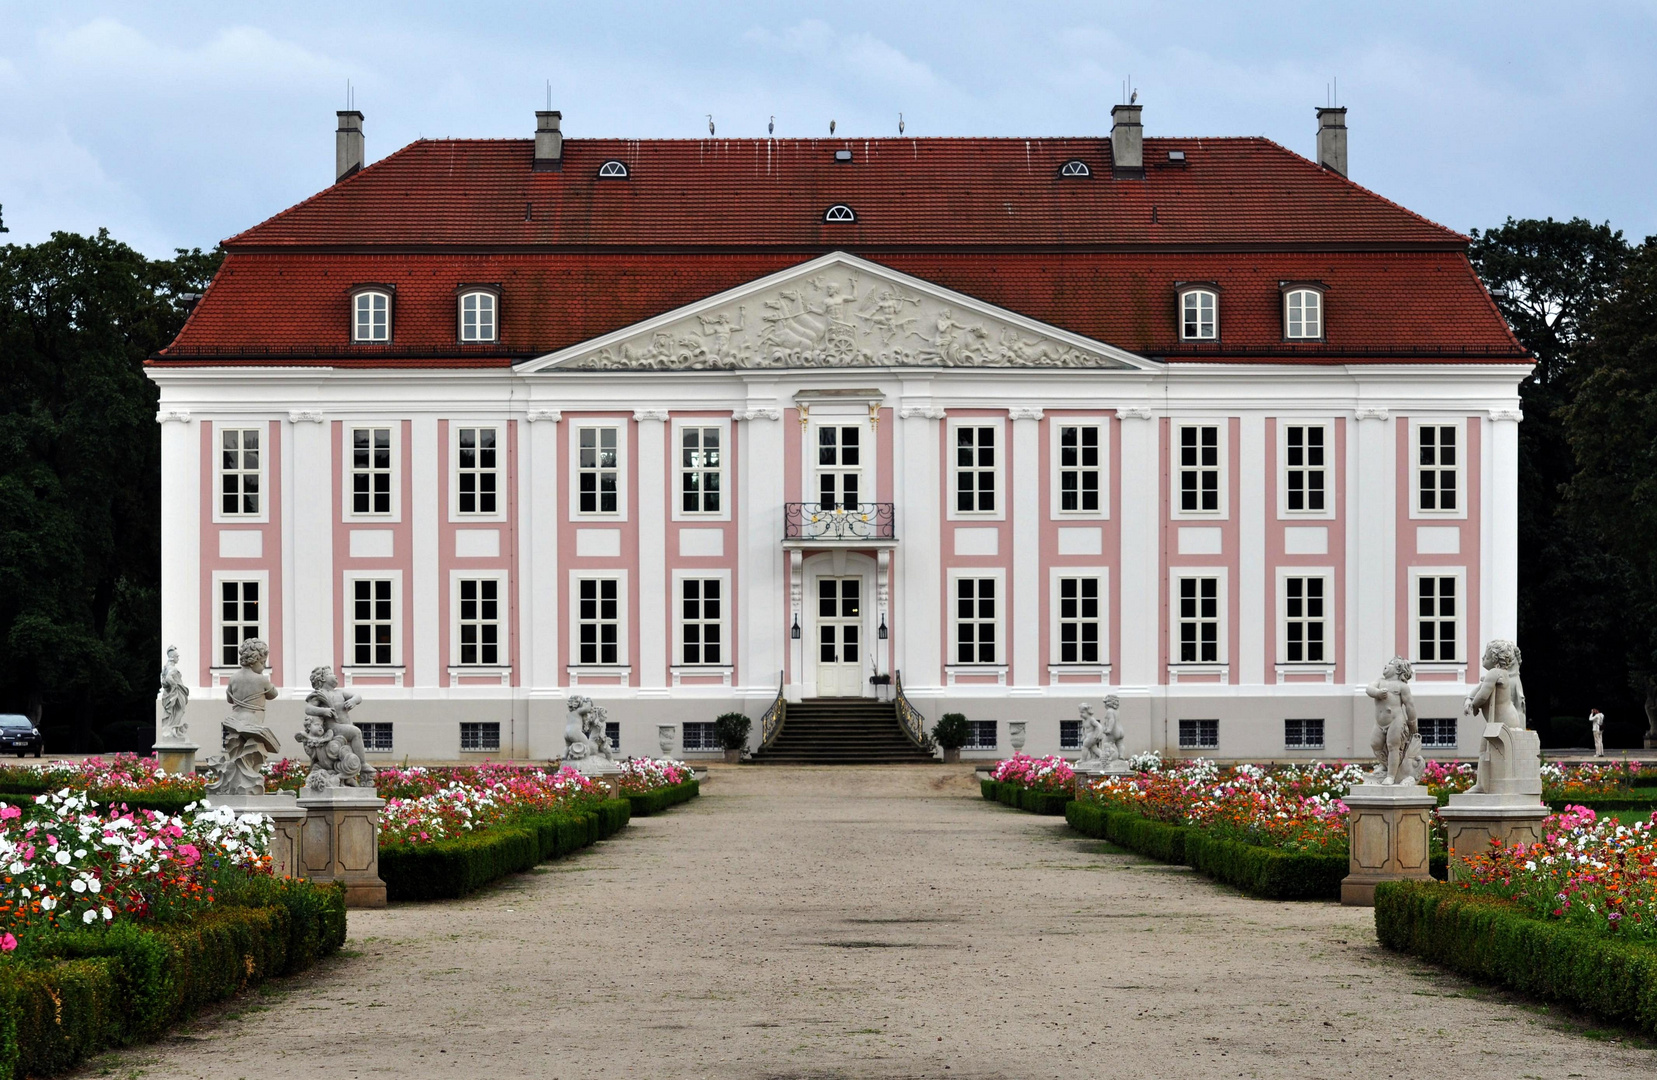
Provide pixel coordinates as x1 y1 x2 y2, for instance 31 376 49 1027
1339 783 1437 906
1438 796 1549 882
296 787 387 908
204 791 305 879
153 742 198 777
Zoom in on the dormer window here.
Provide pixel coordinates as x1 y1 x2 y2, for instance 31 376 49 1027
1283 286 1325 340
1178 287 1219 340
1059 159 1091 178
596 160 629 179
352 288 391 343
458 288 498 343
823 204 856 223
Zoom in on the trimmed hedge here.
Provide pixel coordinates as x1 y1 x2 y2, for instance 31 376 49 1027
625 779 700 816
0 788 200 818
979 779 1073 815
1375 880 1657 1037
379 797 632 902
1545 791 1657 813
0 876 346 1080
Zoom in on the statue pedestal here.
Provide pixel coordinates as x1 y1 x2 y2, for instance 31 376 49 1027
296 787 387 908
567 755 623 795
204 792 305 880
153 742 198 777
1438 794 1548 882
1340 783 1438 906
1073 759 1132 795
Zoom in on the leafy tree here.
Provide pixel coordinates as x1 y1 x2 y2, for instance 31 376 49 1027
0 230 220 750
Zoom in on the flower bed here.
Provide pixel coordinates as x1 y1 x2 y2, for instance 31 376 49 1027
980 754 1077 814
616 759 701 816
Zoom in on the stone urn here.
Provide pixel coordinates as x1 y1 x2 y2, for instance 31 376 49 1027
941 746 962 764
1008 721 1027 752
657 724 677 755
723 747 743 764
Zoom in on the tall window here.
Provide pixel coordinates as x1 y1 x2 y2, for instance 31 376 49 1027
456 427 497 514
955 578 997 663
1283 576 1326 663
352 579 394 665
460 722 500 751
219 581 260 667
457 579 499 665
1417 576 1458 662
351 427 393 515
1058 425 1101 513
578 427 619 514
681 579 722 665
955 426 996 513
1418 425 1458 511
1178 425 1220 513
459 291 496 342
220 428 261 516
577 578 619 664
1177 576 1220 663
353 290 390 342
681 427 722 513
816 426 860 508
1180 289 1217 340
1284 289 1322 339
1178 719 1219 749
1284 425 1325 512
1057 577 1101 664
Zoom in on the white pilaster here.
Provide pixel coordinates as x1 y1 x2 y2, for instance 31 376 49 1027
1116 407 1160 686
526 410 561 689
1237 414 1266 685
635 409 669 689
290 414 332 679
1351 407 1395 679
158 410 199 688
279 416 297 686
897 394 943 690
411 418 440 686
739 396 785 696
1489 408 1521 640
1010 408 1043 688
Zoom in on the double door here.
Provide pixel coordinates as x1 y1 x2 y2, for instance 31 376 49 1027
815 576 865 697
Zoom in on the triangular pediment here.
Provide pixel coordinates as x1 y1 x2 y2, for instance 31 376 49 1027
517 252 1157 373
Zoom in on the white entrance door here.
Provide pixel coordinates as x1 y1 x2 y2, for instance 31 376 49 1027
815 576 864 697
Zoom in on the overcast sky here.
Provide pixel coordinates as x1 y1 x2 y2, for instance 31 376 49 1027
2 1 1652 257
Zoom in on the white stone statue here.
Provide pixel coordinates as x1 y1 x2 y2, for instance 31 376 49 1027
1077 698 1127 769
1364 657 1422 786
204 639 281 796
564 695 614 761
1463 639 1540 798
297 665 375 790
158 644 189 742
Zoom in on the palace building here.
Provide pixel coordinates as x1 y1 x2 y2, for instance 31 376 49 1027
149 104 1528 763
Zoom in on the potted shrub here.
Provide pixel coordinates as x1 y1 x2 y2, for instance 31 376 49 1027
715 712 751 764
932 712 970 764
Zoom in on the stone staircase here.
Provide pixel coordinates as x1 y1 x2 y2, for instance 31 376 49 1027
749 697 937 765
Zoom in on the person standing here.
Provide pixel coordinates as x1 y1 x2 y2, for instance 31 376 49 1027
1590 707 1606 758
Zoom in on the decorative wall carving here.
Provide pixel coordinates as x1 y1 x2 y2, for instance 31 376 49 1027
739 407 782 421
526 409 563 423
1008 407 1045 421
1488 407 1523 423
633 408 670 422
1118 406 1155 420
1355 407 1390 421
156 409 192 424
899 405 948 420
288 410 325 424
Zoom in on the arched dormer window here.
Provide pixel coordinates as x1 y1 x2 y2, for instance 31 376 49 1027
596 160 629 179
351 287 392 343
823 204 856 223
1282 285 1325 340
1176 285 1219 341
457 287 499 343
1058 159 1091 178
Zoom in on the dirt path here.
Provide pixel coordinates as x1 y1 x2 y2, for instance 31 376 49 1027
83 765 1653 1079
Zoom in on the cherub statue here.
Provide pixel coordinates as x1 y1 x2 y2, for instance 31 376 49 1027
158 644 189 742
1464 639 1535 796
565 695 597 760
1365 656 1421 785
294 713 363 790
1098 695 1127 764
205 639 281 796
1077 703 1105 766
303 665 374 786
583 701 615 760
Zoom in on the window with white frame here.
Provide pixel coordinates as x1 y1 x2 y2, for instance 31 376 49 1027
219 428 261 516
1057 424 1103 513
964 720 998 750
955 577 997 664
1417 424 1459 512
460 722 500 752
578 426 619 514
1419 717 1459 748
577 577 620 664
1057 576 1102 664
350 427 393 515
359 722 393 752
1179 719 1219 749
1284 288 1322 340
683 721 718 751
954 425 997 513
1176 576 1220 663
1284 718 1324 749
219 581 261 667
1059 720 1081 749
1177 425 1220 513
458 291 497 342
680 578 723 665
1283 576 1326 663
681 426 723 513
456 579 500 666
1283 425 1326 513
456 427 498 515
1416 575 1459 663
1180 289 1218 340
604 721 620 753
816 425 861 508
352 290 390 342
351 579 394 665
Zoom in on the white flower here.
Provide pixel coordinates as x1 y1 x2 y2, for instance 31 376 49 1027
71 879 87 893
55 850 71 865
39 894 55 911
83 908 97 923
101 906 112 920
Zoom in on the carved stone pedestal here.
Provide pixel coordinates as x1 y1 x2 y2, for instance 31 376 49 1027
1340 784 1438 906
1438 795 1548 882
296 787 387 907
204 792 305 880
153 742 198 777
1073 759 1132 796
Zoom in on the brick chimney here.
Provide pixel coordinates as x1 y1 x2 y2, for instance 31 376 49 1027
534 110 563 171
1316 106 1348 177
335 110 365 183
1110 104 1143 179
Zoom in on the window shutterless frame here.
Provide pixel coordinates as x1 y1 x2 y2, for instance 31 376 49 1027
451 572 508 668
1278 420 1335 519
349 286 393 343
1410 567 1465 666
209 570 269 674
568 420 628 520
1280 284 1326 341
946 417 1004 520
216 424 266 520
344 424 398 519
1409 418 1468 519
568 570 629 672
456 286 500 343
1175 286 1219 341
1277 569 1333 665
451 423 504 520
341 571 402 668
1048 567 1110 668
1168 567 1229 673
1171 421 1227 518
1051 417 1109 519
673 417 732 521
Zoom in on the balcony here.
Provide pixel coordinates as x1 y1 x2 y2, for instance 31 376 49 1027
784 502 896 543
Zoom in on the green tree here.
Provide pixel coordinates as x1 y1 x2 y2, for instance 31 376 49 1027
0 230 220 750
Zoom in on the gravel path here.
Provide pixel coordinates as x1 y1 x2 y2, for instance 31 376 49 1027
82 765 1653 1079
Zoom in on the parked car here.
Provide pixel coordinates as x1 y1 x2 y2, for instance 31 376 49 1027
0 714 43 757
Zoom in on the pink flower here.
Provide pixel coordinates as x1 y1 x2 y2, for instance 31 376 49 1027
0 933 16 952
0 804 19 820
176 843 201 867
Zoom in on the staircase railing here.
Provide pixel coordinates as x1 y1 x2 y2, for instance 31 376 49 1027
893 670 933 751
758 670 786 750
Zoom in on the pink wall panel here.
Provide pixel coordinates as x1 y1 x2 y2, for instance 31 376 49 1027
556 413 640 684
1394 416 1482 681
1262 417 1348 682
663 412 739 683
1155 416 1242 684
197 419 284 685
329 420 415 684
436 419 520 687
1036 411 1123 685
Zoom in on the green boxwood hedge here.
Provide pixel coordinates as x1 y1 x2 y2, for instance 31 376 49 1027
979 779 1072 815
0 787 200 819
0 876 346 1080
1375 879 1657 1037
1544 789 1657 813
378 797 632 902
625 779 700 816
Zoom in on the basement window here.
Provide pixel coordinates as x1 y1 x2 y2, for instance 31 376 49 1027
823 204 857 223
597 160 629 179
1059 159 1091 177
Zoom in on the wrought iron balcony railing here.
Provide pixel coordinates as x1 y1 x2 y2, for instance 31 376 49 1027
783 502 896 542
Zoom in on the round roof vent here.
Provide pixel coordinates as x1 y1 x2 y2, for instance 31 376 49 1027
823 204 856 223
